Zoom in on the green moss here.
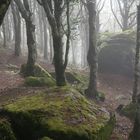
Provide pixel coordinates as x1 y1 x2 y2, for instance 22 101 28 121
20 64 54 78
1 89 115 140
99 30 136 42
69 72 88 94
96 114 116 140
71 72 88 84
40 137 53 140
98 30 136 51
21 64 55 87
0 118 16 140
25 76 55 87
121 103 138 120
98 92 105 102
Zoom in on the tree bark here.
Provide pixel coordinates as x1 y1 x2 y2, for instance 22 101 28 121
11 1 21 56
43 23 48 60
14 0 37 76
132 5 140 103
2 22 6 47
37 0 71 86
131 6 140 139
85 0 98 99
52 34 66 86
26 19 37 76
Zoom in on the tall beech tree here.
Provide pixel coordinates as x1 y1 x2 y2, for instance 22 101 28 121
11 1 21 56
14 0 37 76
85 0 98 99
37 0 71 86
132 4 140 103
130 5 140 140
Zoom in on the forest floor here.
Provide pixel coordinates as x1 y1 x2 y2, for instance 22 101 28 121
0 48 133 140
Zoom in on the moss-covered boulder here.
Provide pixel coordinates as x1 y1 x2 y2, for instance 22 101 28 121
25 76 55 87
0 88 115 140
21 64 55 87
50 72 84 85
20 64 53 78
98 30 136 76
0 118 16 140
50 71 88 94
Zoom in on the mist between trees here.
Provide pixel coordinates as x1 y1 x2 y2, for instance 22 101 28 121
0 0 140 139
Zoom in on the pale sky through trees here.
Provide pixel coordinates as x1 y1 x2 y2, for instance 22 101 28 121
100 0 138 32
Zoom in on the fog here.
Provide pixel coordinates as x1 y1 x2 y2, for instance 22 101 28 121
0 0 140 139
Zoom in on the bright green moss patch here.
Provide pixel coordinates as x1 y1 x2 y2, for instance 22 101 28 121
121 103 138 120
1 89 115 140
25 76 55 87
40 137 53 140
0 118 16 140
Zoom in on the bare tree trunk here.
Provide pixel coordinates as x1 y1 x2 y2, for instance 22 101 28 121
2 22 6 47
11 1 21 56
130 6 140 139
71 40 76 66
26 20 37 76
38 5 44 53
37 0 71 86
85 0 98 99
14 0 37 76
132 5 140 103
49 27 53 62
43 22 48 61
42 9 49 61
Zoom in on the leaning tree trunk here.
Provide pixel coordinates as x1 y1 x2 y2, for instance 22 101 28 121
132 5 140 103
0 0 11 26
85 0 98 99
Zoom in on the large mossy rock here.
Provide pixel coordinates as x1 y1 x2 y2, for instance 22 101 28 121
25 76 55 87
50 71 88 94
21 64 55 87
20 64 53 78
0 88 115 140
98 30 136 76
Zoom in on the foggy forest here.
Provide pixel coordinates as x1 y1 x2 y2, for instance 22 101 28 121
0 0 140 140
